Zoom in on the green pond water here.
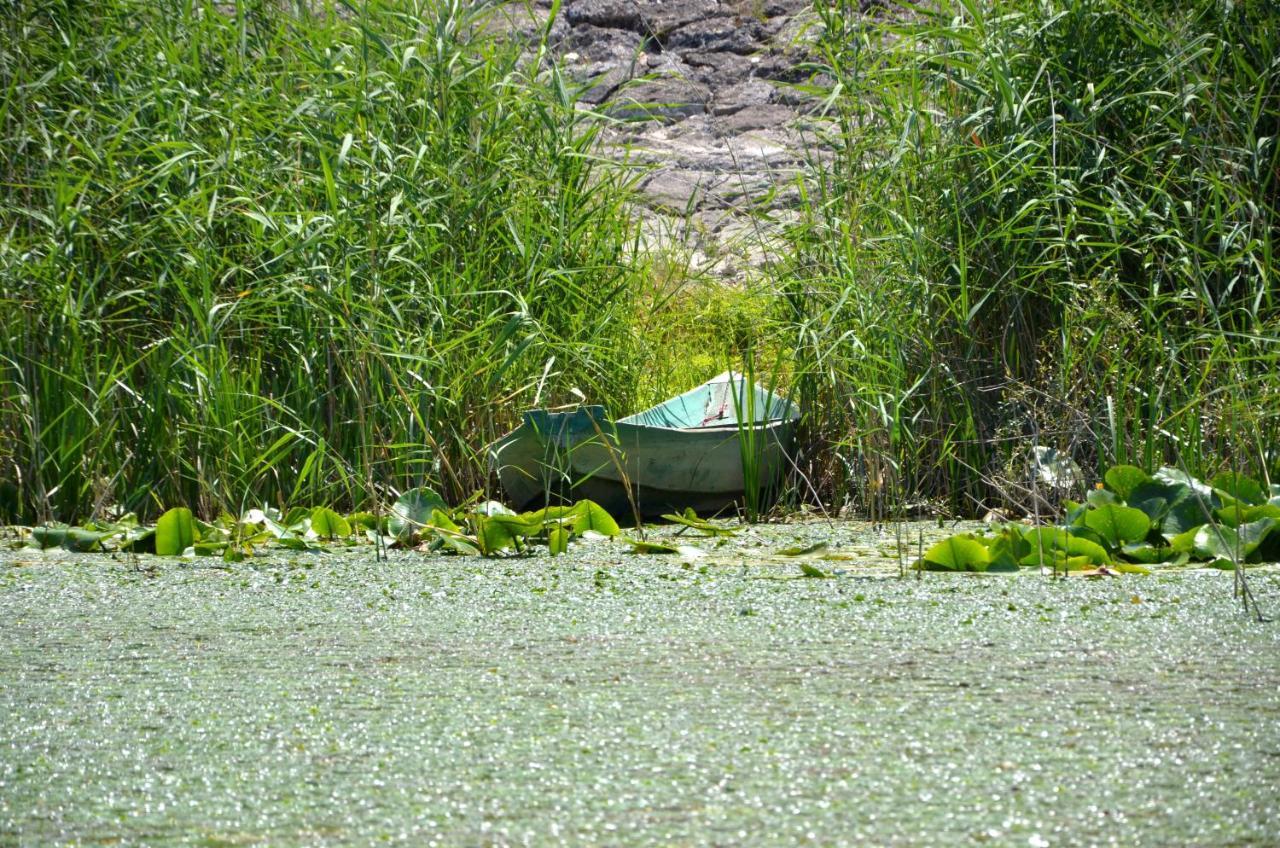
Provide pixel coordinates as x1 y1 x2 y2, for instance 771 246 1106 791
2 521 1278 846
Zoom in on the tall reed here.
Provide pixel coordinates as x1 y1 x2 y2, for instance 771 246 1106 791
783 0 1279 515
0 0 646 522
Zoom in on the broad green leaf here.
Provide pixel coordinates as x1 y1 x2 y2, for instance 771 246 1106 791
1020 549 1061 568
389 487 448 541
282 506 311 530
102 512 140 530
623 538 703 559
1104 465 1151 500
310 507 351 539
1154 467 1215 498
1081 503 1151 548
1245 504 1280 522
1119 542 1163 564
521 505 577 524
263 517 292 539
566 500 621 537
428 508 460 531
1126 481 1172 523
778 542 829 557
1129 479 1213 536
31 525 69 550
625 538 677 553
1019 550 1092 570
435 530 480 556
473 516 517 555
1021 527 1110 565
1065 524 1108 548
485 514 545 538
984 555 1020 573
548 526 568 556
1192 518 1276 562
987 527 1029 571
1086 488 1119 508
922 535 989 572
1111 562 1151 574
156 507 196 556
1161 495 1214 537
347 511 381 530
1210 472 1266 506
30 525 112 552
1169 525 1203 554
661 511 738 536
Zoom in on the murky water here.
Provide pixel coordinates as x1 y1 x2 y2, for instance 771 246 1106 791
2 522 1278 846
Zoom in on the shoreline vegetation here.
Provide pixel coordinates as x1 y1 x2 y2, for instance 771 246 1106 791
2 0 1277 527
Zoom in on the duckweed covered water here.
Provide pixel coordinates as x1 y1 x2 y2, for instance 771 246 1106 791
2 522 1279 846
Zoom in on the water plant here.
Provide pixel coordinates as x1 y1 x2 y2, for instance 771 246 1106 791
0 0 646 524
916 464 1279 617
5 488 625 560
784 0 1279 515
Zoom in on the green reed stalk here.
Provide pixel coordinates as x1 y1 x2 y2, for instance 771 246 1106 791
0 0 646 522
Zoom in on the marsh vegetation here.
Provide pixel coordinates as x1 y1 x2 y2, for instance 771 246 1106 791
1 0 1276 528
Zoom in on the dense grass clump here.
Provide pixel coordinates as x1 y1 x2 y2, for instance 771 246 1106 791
785 0 1279 516
0 0 647 522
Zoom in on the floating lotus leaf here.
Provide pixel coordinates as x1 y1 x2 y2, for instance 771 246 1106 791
1104 465 1151 500
1191 518 1276 562
310 507 351 539
922 535 990 572
389 487 448 541
1081 503 1151 547
155 507 196 556
1021 527 1110 565
1210 472 1266 507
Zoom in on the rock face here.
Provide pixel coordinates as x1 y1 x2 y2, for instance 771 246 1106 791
495 0 826 279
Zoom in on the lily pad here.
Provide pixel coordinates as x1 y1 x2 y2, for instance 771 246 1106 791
548 526 568 556
156 507 196 556
1104 465 1151 500
921 535 989 572
564 500 620 537
310 507 351 539
778 542 829 557
1191 518 1276 562
624 538 704 558
1119 542 1163 564
1086 488 1119 508
1021 527 1110 565
662 509 737 536
1081 503 1151 548
1210 472 1266 507
389 487 448 541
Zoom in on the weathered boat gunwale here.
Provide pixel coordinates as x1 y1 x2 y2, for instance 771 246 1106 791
488 372 798 517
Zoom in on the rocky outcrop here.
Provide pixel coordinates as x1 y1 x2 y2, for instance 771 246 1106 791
495 0 828 279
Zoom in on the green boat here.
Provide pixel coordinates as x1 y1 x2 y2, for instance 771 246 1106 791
487 372 799 518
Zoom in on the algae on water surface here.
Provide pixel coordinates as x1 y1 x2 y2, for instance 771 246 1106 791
1 522 1278 845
